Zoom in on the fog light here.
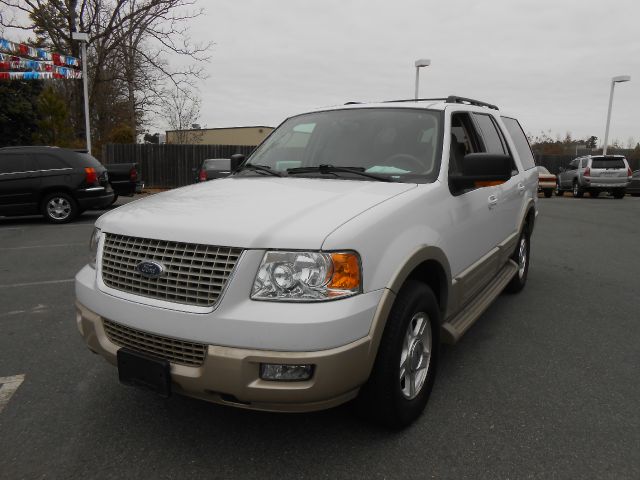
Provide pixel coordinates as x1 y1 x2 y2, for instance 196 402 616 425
260 363 314 381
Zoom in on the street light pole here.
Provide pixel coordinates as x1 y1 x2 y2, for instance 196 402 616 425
72 31 91 155
602 75 630 155
414 59 431 100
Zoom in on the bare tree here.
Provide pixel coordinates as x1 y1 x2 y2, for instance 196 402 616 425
0 0 212 147
162 87 202 143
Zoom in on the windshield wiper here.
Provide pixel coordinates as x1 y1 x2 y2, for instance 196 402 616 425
287 164 394 182
236 163 283 177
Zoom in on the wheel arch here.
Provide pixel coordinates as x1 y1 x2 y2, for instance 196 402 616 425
38 186 75 206
386 246 451 322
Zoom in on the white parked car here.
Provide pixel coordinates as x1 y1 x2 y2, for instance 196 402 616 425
75 96 538 428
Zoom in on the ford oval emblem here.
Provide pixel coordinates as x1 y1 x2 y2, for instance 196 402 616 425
135 260 165 278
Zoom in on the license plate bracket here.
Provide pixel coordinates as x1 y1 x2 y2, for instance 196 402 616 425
117 348 171 398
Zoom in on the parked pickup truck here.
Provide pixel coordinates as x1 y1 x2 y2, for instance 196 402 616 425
76 95 538 428
105 163 144 204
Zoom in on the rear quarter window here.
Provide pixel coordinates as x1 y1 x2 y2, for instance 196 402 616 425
501 117 536 170
37 154 68 170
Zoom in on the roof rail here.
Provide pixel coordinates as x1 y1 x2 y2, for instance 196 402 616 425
382 98 448 104
445 96 499 110
379 96 499 110
344 102 361 105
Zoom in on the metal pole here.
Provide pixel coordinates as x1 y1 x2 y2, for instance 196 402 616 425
602 80 615 156
81 41 91 155
414 67 420 100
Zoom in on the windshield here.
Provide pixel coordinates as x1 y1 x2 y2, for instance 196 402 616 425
246 108 443 183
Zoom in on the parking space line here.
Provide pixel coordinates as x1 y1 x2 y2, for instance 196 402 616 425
0 243 85 250
0 374 25 413
0 279 74 289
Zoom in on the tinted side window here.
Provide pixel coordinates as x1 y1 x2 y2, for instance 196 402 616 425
569 159 579 170
501 117 535 170
449 112 483 177
0 154 27 174
37 154 66 170
473 114 506 154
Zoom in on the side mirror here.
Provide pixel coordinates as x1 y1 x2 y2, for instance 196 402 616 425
450 153 512 190
230 154 246 172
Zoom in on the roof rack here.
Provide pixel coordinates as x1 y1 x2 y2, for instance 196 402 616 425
379 96 499 110
382 97 447 104
445 96 499 110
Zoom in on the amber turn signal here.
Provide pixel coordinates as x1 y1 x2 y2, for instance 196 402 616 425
328 252 361 290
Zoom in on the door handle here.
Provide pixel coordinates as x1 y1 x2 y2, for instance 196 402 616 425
517 183 526 195
488 194 498 208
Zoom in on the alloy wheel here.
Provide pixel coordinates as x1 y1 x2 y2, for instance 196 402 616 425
47 197 72 220
399 312 432 400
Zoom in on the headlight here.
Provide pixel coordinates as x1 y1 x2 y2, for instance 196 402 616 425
89 227 101 269
251 251 361 301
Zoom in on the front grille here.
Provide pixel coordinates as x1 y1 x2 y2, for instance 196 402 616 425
101 233 242 307
103 318 207 367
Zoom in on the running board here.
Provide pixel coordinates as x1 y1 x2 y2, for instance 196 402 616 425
441 260 518 344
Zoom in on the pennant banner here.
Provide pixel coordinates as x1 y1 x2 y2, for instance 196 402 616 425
0 37 81 72
0 52 82 78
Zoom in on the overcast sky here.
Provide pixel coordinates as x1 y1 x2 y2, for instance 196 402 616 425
189 0 639 145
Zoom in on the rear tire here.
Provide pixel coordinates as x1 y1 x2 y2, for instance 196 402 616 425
504 226 530 294
572 182 583 198
41 192 78 224
613 189 625 199
555 185 563 196
356 281 439 429
110 193 119 205
543 189 553 198
590 191 599 198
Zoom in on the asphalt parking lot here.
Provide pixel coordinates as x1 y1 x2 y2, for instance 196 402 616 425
1 194 639 479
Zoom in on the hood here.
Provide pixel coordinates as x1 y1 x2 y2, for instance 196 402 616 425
97 176 416 249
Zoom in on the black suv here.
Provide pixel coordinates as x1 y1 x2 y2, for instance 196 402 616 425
0 146 114 223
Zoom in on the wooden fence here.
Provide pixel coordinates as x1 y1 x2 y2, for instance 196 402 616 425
102 144 639 189
102 144 255 188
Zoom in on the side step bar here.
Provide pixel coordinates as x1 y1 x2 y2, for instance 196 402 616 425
441 260 518 344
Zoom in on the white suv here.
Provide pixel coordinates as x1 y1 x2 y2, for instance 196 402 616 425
75 96 538 428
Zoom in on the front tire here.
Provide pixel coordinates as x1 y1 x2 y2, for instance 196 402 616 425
504 226 530 294
356 281 439 429
41 192 78 223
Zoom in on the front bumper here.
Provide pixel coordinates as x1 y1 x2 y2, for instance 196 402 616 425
76 299 388 412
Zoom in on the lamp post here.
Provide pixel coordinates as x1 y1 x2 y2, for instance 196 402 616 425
602 75 630 155
71 31 91 155
414 59 431 100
